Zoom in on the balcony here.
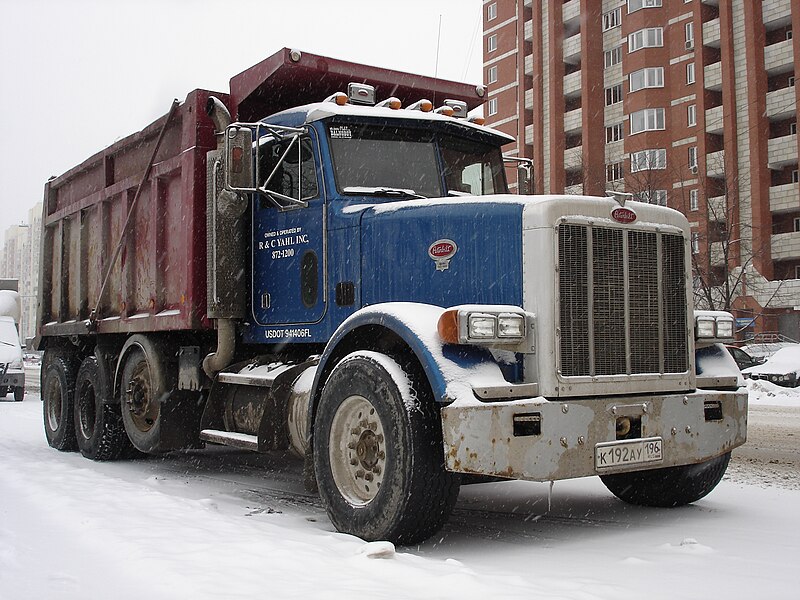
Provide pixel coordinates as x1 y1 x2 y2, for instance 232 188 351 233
766 86 797 121
765 39 794 75
563 0 580 24
564 33 582 65
706 149 726 178
770 183 800 213
564 71 581 97
762 0 792 29
767 134 798 169
525 19 533 43
705 105 724 135
525 54 534 76
564 145 583 171
704 62 722 91
710 242 726 267
564 184 584 195
707 195 727 221
564 108 582 133
772 231 800 261
702 18 721 48
525 88 534 111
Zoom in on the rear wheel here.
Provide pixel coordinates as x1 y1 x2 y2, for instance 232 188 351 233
120 349 165 454
314 351 460 545
601 452 731 507
42 356 78 451
74 356 130 460
0 386 7 397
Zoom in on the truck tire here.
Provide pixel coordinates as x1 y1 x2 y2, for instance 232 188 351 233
601 452 731 507
120 348 167 454
313 351 460 545
0 386 7 397
74 356 130 461
14 386 23 402
42 356 78 451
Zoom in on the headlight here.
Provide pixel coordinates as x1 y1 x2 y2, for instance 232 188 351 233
696 316 716 339
438 306 533 349
9 359 22 370
694 312 735 343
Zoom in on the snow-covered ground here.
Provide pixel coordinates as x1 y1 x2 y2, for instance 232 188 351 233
1 391 798 600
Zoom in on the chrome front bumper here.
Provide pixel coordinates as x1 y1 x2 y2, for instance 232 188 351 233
440 389 747 481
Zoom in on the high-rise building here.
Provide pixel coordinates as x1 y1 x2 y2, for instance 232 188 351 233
484 0 799 339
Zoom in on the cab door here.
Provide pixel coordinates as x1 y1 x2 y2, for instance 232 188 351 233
251 131 326 325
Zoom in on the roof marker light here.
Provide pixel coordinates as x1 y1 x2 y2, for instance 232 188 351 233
468 116 486 125
325 92 349 106
408 99 433 112
444 99 468 118
347 83 376 105
434 105 455 117
376 97 402 110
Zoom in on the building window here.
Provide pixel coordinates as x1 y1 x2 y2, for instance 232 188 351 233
488 98 498 116
688 146 698 169
690 189 699 211
605 84 623 106
629 67 664 92
628 0 662 14
794 217 800 232
487 65 498 84
790 76 796 87
487 2 497 21
787 29 793 41
606 123 624 143
630 108 666 134
604 46 622 68
691 232 700 255
793 169 799 183
791 122 797 135
636 190 668 206
685 22 694 48
628 28 664 52
688 104 697 127
795 265 800 280
603 7 622 31
686 62 696 84
630 149 667 172
487 34 497 52
607 161 624 182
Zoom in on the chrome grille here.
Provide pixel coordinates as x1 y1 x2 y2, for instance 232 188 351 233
558 224 689 377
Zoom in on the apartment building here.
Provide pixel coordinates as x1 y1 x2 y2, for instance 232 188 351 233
0 202 43 343
484 0 800 339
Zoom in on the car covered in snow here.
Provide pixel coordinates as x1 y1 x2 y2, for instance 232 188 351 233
742 345 800 387
725 345 765 371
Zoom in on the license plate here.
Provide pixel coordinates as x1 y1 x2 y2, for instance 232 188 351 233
595 437 663 470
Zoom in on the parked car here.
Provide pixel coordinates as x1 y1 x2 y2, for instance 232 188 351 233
725 345 765 371
742 345 800 387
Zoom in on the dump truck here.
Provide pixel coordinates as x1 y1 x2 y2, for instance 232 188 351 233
36 48 747 544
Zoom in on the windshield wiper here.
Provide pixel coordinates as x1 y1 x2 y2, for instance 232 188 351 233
342 186 427 200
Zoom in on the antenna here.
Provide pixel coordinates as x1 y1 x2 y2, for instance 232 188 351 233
434 14 442 79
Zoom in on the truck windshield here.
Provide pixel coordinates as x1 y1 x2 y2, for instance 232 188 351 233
327 121 507 198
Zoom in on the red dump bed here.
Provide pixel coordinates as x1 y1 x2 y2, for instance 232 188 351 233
37 48 485 341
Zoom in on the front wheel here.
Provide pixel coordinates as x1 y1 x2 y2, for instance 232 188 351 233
42 355 78 451
601 452 731 507
314 351 460 545
13 386 23 402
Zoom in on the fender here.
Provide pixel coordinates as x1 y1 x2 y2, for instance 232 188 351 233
306 302 509 441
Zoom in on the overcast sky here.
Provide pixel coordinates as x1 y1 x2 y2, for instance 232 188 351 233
0 0 484 237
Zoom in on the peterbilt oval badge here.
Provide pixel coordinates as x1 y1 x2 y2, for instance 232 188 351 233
611 207 637 224
429 239 458 271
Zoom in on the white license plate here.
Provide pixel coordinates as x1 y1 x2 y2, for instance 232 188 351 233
595 437 663 470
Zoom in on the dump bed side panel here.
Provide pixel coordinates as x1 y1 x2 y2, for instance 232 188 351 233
38 89 229 340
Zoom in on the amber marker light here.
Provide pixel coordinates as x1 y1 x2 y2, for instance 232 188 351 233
325 92 349 106
377 97 402 109
437 309 460 344
434 106 455 117
408 99 433 112
468 116 486 125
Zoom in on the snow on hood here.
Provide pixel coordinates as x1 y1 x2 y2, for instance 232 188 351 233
742 345 800 376
0 316 22 365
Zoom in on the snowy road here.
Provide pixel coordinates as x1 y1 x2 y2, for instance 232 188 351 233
1 393 798 600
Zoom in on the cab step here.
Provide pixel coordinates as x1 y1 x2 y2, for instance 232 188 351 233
199 429 259 451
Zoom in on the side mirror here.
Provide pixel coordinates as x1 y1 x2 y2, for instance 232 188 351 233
224 126 255 191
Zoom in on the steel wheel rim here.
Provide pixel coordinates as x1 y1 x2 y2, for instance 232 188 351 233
77 381 97 439
329 395 387 506
45 375 62 431
126 361 158 433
